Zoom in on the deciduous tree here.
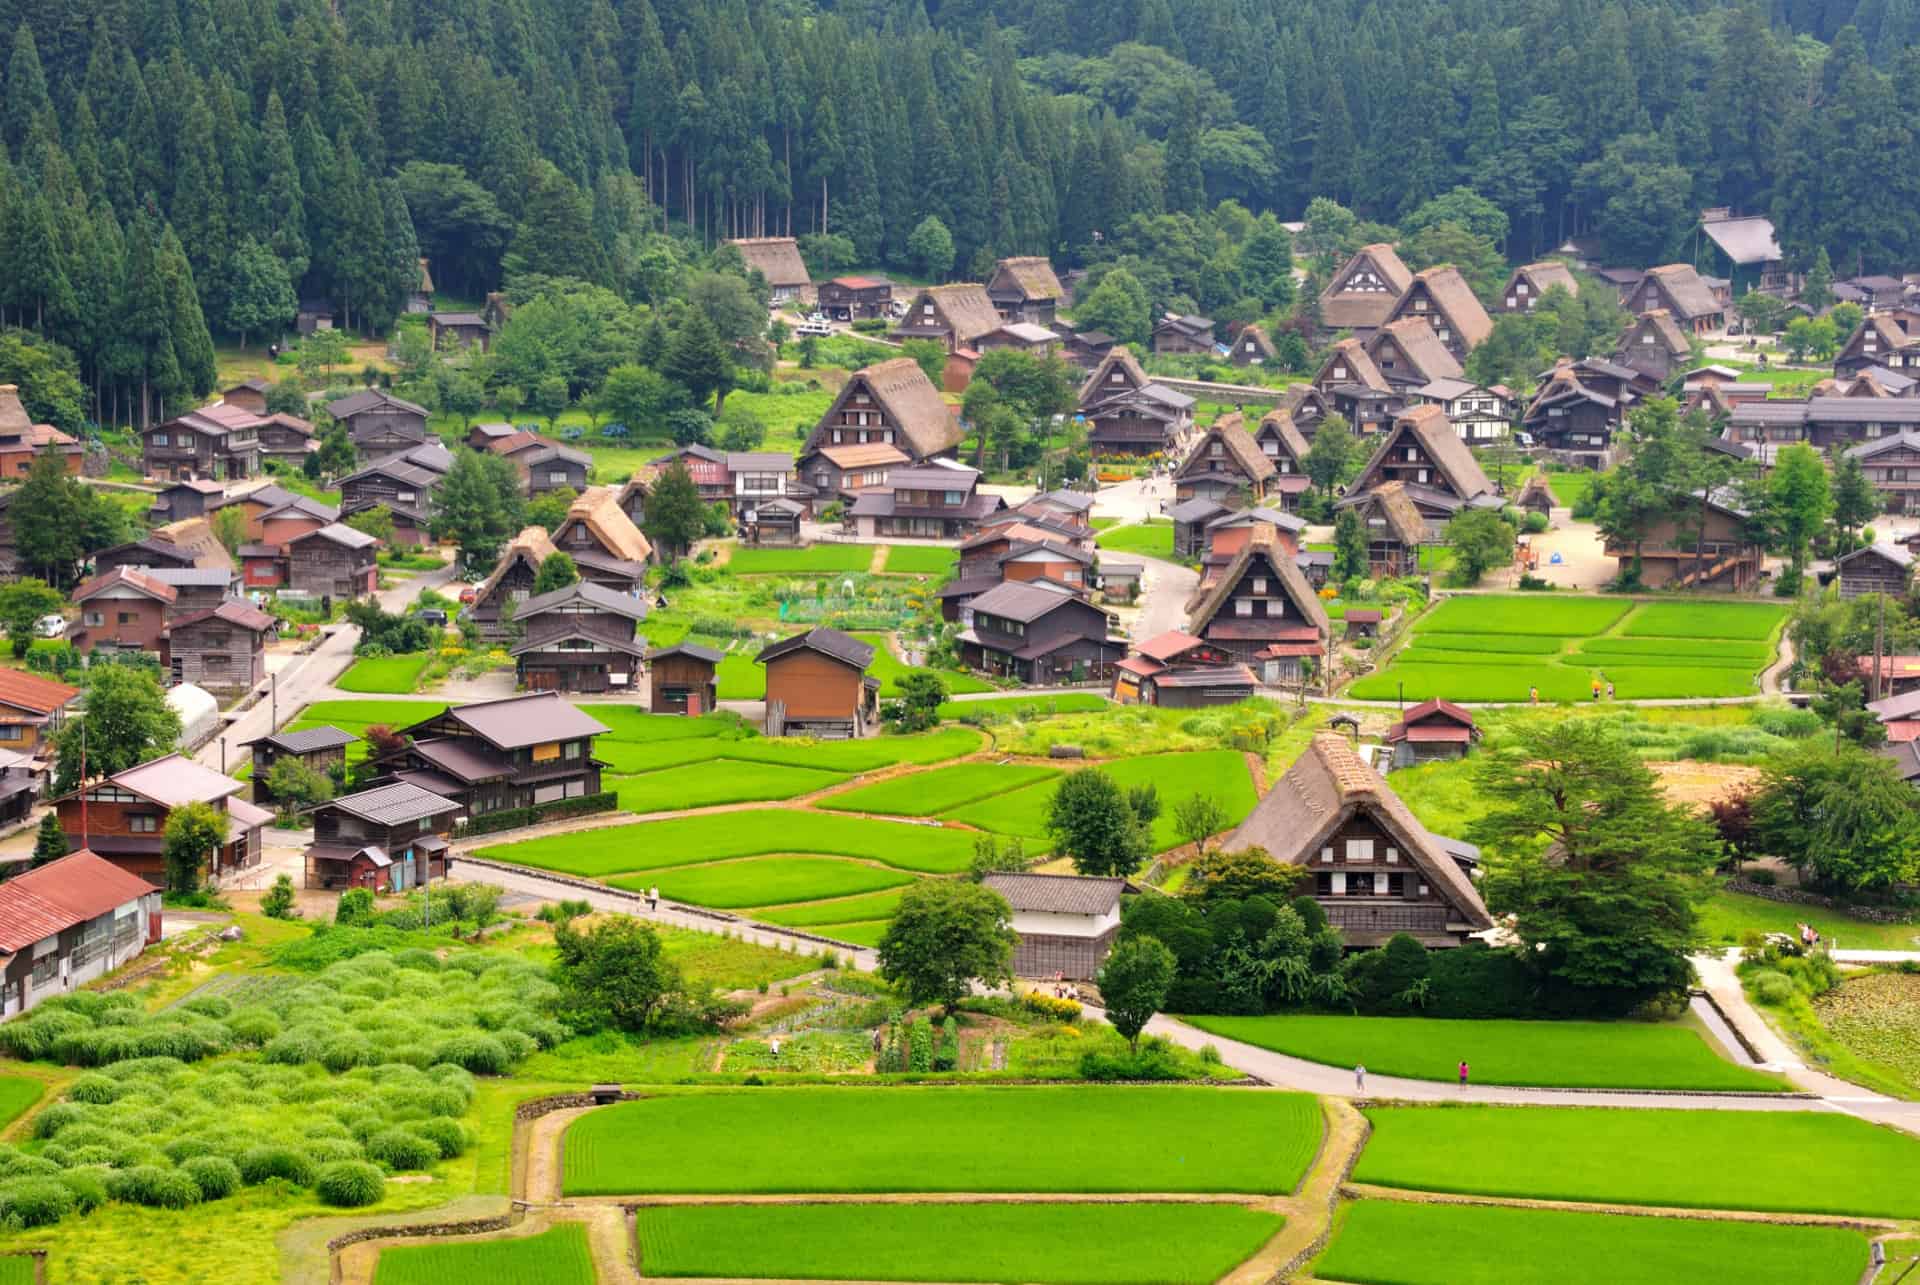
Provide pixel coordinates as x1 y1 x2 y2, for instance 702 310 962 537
1097 935 1176 1052
533 551 580 594
50 665 181 792
162 801 228 895
876 880 1016 1017
1046 767 1150 877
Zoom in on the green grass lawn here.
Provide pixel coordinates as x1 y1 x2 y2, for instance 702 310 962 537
752 888 906 924
809 918 889 946
0 1257 30 1285
938 692 1110 720
0 1077 42 1129
1545 471 1602 510
714 647 766 699
822 761 1059 815
1699 889 1920 951
1623 601 1787 640
1314 1200 1867 1285
613 855 916 908
564 1087 1322 1195
608 760 849 813
881 545 959 575
1181 1015 1786 1091
476 810 981 877
635 1202 1285 1284
1355 1106 1920 1217
944 750 1258 849
373 1224 594 1285
727 543 878 574
1095 519 1174 560
1413 595 1634 636
336 653 434 694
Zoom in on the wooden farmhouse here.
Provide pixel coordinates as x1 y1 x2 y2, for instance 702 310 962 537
221 378 271 415
0 670 78 762
1848 433 1920 515
977 322 1061 357
522 445 592 499
427 311 490 353
1252 410 1314 513
980 873 1127 980
647 641 722 716
724 237 811 303
723 451 800 517
304 781 462 892
146 479 227 525
255 413 316 469
796 442 910 515
54 754 269 887
1385 699 1480 770
1410 378 1511 445
1076 348 1195 455
817 276 893 322
893 284 1002 354
1342 404 1496 534
383 692 610 818
1112 631 1257 708
1614 310 1693 383
757 627 879 739
1601 486 1762 590
93 537 197 577
1226 732 1493 947
339 459 440 548
651 444 732 505
849 463 1002 540
1521 358 1655 467
802 358 964 464
1230 324 1278 367
1173 413 1276 507
1019 489 1096 531
957 581 1123 685
549 487 654 591
1151 314 1216 355
1061 328 1118 368
1310 338 1400 436
242 726 358 806
286 523 379 600
469 526 560 642
509 580 649 694
1728 399 1920 452
1316 243 1414 340
1279 383 1335 438
1381 266 1493 362
0 852 162 1017
986 257 1065 325
943 523 1094 620
0 385 80 479
1498 262 1579 312
1169 497 1231 560
159 600 276 696
1627 264 1725 333
143 567 238 618
142 404 261 481
1365 318 1463 392
1835 312 1920 380
1349 481 1428 577
327 390 431 460
1184 522 1329 682
71 566 177 655
1836 543 1915 599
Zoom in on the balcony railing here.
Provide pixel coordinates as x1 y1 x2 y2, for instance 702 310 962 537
1323 902 1449 933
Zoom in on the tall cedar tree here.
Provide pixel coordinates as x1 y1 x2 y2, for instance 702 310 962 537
434 450 527 571
643 461 707 560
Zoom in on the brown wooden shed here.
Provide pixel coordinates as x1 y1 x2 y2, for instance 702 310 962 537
648 642 723 716
757 627 879 738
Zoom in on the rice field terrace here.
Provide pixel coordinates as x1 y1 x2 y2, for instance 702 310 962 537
1181 1015 1788 1092
561 1087 1323 1195
335 654 435 695
1347 595 1788 702
373 1223 595 1285
1313 1199 1871 1285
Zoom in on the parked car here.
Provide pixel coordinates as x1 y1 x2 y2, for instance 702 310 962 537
33 614 66 638
414 608 448 627
796 320 833 337
458 586 477 606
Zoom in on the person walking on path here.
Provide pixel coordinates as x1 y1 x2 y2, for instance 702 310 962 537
1458 1060 1470 1087
1355 1064 1367 1093
648 885 660 912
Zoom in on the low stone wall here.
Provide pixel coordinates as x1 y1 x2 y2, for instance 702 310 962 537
1726 879 1917 925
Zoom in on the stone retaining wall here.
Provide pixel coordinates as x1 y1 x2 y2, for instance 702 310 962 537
1726 879 1917 925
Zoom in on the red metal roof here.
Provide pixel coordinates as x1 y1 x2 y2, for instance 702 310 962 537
0 850 153 951
1398 725 1472 744
1116 656 1163 678
0 669 80 716
1255 642 1322 657
72 565 178 604
1136 630 1207 662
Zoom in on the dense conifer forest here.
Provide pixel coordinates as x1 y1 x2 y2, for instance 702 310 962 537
0 0 1909 424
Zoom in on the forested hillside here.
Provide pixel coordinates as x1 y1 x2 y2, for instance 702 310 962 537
0 0 1910 425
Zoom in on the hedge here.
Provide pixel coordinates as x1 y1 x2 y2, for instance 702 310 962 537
451 792 618 838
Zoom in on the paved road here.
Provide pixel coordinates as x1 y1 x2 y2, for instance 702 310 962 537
196 563 459 773
1123 552 1199 643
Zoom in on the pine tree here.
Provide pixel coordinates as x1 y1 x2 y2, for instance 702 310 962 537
663 308 733 411
1163 87 1206 215
503 161 607 284
4 24 52 156
1803 246 1835 312
31 812 65 868
258 91 310 282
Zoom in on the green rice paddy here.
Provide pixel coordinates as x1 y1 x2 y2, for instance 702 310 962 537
752 888 907 925
372 1224 594 1285
726 543 878 574
0 1076 43 1129
944 750 1258 849
1315 1200 1868 1285
1095 519 1174 559
563 1087 1323 1195
1181 1015 1787 1091
880 545 960 575
1355 1107 1920 1217
822 761 1059 815
635 1202 1286 1283
335 654 434 694
475 810 980 877
612 856 915 907
607 760 848 813
0 1258 29 1285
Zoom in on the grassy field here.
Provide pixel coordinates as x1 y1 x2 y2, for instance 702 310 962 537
635 1202 1285 1283
1095 519 1174 559
726 544 878 574
1355 1106 1920 1216
0 1258 28 1285
822 761 1059 815
335 653 436 694
564 1088 1323 1194
476 810 981 877
614 856 916 907
0 1076 42 1129
1350 596 1786 702
1544 470 1602 510
657 926 820 989
1700 888 1920 950
944 750 1258 849
373 1224 595 1285
1812 971 1920 1097
1315 1200 1868 1285
1182 1015 1786 1091
592 723 982 776
854 632 997 695
938 692 1110 720
882 545 959 575
608 760 848 813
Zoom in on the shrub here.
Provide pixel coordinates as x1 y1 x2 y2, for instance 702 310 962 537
55 1168 107 1213
1019 991 1082 1021
319 1034 373 1073
238 1144 317 1187
430 1033 513 1075
304 1138 364 1165
32 1103 86 1140
262 1030 326 1066
1080 1042 1184 1081
393 949 442 972
364 1128 438 1170
1750 970 1796 1005
181 1155 240 1200
314 1160 385 1208
1747 869 1778 886
66 1073 122 1104
0 1155 61 1180
407 1117 468 1160
109 1165 202 1208
0 1176 76 1226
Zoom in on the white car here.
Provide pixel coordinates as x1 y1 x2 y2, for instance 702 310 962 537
795 320 834 338
33 614 65 639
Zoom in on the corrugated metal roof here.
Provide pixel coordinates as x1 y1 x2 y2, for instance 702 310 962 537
0 851 153 951
434 692 611 751
110 754 243 807
328 781 461 826
0 670 79 716
248 726 358 754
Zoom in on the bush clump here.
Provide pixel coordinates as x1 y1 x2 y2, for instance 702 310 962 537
314 1160 385 1208
407 1117 468 1160
55 1168 107 1213
364 1128 438 1171
108 1165 202 1208
0 1175 77 1226
430 1033 513 1075
66 1073 122 1104
238 1144 317 1187
181 1155 241 1200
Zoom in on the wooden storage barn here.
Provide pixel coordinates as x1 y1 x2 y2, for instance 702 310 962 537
303 781 461 892
981 873 1126 980
1836 543 1915 599
327 390 431 460
285 523 379 600
159 599 277 695
957 582 1123 685
509 580 649 694
647 642 722 716
1384 699 1480 769
757 627 879 739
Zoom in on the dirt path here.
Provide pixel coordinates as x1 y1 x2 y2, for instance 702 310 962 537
1222 1097 1365 1285
1337 1182 1904 1231
868 545 888 574
520 1105 594 1203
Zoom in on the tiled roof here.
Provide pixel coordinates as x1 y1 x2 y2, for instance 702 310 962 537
163 600 278 634
757 626 874 670
73 565 178 605
982 872 1124 916
427 691 611 751
245 726 359 754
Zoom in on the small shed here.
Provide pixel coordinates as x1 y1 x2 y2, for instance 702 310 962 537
1384 698 1479 769
743 497 804 546
1098 561 1142 601
1836 543 1914 600
1345 608 1383 639
1517 473 1557 517
648 642 723 717
981 872 1127 980
243 726 359 805
757 627 878 738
